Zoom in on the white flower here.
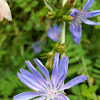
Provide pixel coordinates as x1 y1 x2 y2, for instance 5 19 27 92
0 0 12 21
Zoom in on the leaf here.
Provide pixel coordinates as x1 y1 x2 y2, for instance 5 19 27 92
71 85 81 95
24 7 31 13
81 84 88 96
19 2 27 8
67 64 80 77
79 97 84 100
67 95 78 100
44 0 53 11
86 93 94 99
88 86 97 93
44 0 57 11
30 1 39 8
93 57 100 85
81 84 97 99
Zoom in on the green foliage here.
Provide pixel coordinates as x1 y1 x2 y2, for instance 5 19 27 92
0 0 47 98
68 95 78 100
65 34 87 77
81 84 97 100
68 85 97 100
93 57 100 85
0 0 100 99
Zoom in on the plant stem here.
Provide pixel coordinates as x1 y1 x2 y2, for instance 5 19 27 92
60 0 67 58
82 57 97 100
61 23 65 44
60 0 67 93
61 22 66 58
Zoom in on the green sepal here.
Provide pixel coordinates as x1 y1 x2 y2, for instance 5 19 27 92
58 0 75 16
56 43 67 54
63 15 73 21
44 0 58 12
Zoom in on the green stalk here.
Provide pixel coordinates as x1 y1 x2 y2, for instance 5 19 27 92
60 0 67 94
82 57 97 100
61 22 66 58
60 0 67 58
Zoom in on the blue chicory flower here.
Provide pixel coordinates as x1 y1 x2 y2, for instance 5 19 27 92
13 53 87 100
69 0 100 45
32 40 43 54
47 25 61 42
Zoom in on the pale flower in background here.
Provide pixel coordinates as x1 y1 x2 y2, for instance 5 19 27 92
0 0 12 21
47 25 61 42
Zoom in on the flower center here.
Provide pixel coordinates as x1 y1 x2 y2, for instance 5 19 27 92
53 32 58 38
74 14 82 24
47 89 57 99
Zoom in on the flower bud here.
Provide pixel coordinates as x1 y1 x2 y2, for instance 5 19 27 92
56 43 67 54
63 15 73 21
58 0 75 16
45 56 54 70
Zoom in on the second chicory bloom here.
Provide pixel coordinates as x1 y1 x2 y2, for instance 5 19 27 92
69 0 100 45
47 25 61 42
32 40 43 54
13 53 87 100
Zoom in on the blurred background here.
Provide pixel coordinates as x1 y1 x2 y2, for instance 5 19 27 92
0 0 100 100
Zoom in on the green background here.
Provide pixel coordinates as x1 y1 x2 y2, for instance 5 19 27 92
0 0 100 99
